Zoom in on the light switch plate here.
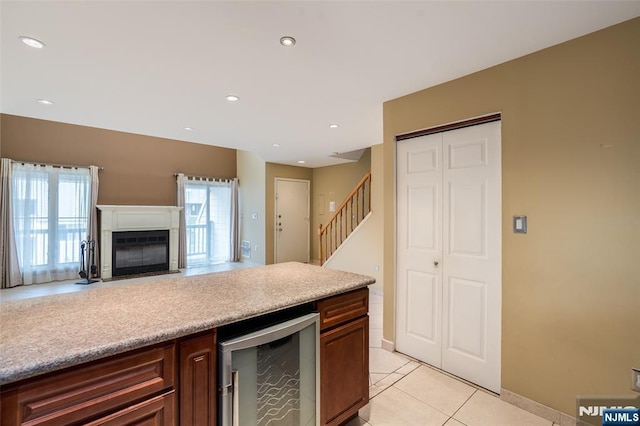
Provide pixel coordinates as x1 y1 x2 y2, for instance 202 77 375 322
513 215 527 234
633 368 640 392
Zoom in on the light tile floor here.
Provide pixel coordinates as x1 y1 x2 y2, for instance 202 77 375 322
2 267 555 425
351 289 556 426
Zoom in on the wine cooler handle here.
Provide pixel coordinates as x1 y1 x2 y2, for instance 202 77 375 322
232 370 239 426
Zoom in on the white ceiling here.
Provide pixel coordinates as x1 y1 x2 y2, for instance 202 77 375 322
2 1 639 168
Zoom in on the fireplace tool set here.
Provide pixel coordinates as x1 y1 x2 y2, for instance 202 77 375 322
76 236 99 285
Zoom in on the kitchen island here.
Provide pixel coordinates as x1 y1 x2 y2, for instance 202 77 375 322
0 262 374 425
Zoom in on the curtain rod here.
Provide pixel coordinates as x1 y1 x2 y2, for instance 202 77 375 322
11 160 104 170
174 173 235 182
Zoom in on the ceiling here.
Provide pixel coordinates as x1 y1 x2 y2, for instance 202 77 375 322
2 1 639 168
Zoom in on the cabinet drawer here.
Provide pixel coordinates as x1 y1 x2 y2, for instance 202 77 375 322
1 343 175 426
316 288 368 331
84 390 175 425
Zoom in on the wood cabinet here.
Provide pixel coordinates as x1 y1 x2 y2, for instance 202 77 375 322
0 343 175 425
0 287 369 426
179 331 216 426
0 332 219 426
317 288 369 426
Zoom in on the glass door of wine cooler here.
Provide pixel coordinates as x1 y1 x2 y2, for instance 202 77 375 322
219 313 319 426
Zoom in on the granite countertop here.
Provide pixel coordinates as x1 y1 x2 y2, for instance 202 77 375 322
0 262 374 386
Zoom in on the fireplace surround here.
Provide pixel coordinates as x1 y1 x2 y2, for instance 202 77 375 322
97 205 182 279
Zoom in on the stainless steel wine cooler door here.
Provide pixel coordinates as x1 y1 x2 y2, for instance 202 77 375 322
219 313 320 426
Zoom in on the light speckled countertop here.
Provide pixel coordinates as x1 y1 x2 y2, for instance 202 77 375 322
0 262 374 386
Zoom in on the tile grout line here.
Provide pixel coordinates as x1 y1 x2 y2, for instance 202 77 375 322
448 388 477 425
389 384 456 420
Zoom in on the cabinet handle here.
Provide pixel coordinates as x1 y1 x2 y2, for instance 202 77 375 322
232 370 239 426
434 261 439 267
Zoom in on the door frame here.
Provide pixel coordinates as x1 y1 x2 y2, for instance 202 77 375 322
394 113 502 390
274 177 311 264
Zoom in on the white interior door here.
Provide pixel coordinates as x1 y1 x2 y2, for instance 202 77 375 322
396 120 502 393
275 178 310 263
396 133 443 368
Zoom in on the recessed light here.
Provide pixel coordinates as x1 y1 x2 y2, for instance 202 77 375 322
19 36 45 49
225 95 239 102
184 127 193 131
272 143 280 147
37 99 53 105
297 160 306 164
329 123 339 129
280 36 296 47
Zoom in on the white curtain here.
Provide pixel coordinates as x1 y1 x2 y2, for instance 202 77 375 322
1 158 22 288
182 177 238 265
88 166 100 276
176 173 187 269
11 163 91 284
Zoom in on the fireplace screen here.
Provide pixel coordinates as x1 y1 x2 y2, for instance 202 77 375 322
112 230 169 277
219 313 319 426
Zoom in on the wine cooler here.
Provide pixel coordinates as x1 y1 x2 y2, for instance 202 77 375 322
219 312 320 426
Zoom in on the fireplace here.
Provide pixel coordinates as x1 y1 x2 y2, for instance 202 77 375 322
97 205 182 279
112 230 169 277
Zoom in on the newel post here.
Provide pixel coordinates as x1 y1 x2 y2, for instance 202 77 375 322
318 224 324 266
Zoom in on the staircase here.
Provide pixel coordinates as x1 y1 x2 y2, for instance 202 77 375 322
318 172 371 265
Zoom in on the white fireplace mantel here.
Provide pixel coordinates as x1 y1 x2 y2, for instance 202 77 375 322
97 205 182 279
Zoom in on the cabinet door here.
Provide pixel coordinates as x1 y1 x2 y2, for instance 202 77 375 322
179 331 216 426
320 316 369 426
84 391 175 425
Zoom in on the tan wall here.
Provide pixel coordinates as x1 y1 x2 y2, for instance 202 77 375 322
383 18 640 415
0 114 236 206
265 163 313 264
237 150 266 265
324 144 383 291
311 149 371 261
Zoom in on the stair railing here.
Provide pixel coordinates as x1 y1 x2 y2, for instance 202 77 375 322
318 172 371 265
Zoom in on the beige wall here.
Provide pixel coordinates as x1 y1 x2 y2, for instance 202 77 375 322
265 163 313 264
324 145 383 291
237 150 266 265
311 149 371 261
1 114 236 205
383 18 640 415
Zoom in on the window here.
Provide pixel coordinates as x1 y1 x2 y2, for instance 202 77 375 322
184 179 232 265
12 163 90 284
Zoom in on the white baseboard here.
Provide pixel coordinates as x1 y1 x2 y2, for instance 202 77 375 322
501 388 581 425
381 338 395 352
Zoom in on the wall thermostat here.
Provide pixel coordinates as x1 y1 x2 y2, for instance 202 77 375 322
513 216 527 234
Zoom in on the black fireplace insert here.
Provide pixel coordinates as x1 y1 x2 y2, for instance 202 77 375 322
112 230 169 277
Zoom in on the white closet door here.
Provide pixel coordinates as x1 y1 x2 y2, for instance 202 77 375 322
441 121 501 393
396 120 501 393
396 133 443 367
